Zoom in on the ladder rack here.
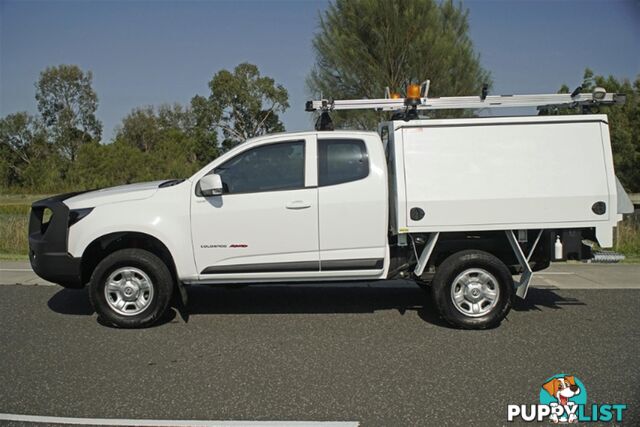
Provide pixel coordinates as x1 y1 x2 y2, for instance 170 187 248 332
305 91 625 112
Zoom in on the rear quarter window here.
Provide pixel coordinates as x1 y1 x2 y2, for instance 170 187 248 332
318 139 369 187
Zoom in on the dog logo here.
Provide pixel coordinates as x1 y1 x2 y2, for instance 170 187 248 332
540 375 584 423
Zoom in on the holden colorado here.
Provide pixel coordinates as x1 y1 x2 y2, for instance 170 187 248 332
28 86 633 328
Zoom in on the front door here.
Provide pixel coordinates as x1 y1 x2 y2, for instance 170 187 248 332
191 137 319 280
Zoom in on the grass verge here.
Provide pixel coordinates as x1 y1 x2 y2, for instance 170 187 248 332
0 212 29 255
615 216 640 258
0 194 49 258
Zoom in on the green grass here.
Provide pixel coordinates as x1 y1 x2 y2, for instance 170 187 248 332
0 194 50 205
0 211 29 255
0 194 47 257
0 204 31 215
615 216 640 258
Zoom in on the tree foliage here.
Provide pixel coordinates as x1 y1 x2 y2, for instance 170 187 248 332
308 0 491 128
67 133 200 189
35 65 102 161
547 69 640 192
197 62 289 150
67 104 209 189
0 112 65 192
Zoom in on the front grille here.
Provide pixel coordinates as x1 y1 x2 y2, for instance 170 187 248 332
30 206 57 236
29 191 89 254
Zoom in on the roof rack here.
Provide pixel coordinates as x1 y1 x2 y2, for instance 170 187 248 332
305 85 626 113
306 91 625 113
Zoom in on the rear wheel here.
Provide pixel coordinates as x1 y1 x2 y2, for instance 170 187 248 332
89 249 173 328
431 250 513 329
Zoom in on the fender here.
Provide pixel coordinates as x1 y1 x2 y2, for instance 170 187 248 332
80 230 189 307
67 196 199 281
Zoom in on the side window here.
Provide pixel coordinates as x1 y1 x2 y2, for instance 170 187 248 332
318 139 369 187
213 140 305 194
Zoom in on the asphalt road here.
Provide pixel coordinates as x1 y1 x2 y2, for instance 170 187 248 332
0 278 639 426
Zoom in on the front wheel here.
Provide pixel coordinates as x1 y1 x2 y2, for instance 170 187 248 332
431 250 513 329
89 249 174 328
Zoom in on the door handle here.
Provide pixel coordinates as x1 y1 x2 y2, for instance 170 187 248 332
286 200 311 210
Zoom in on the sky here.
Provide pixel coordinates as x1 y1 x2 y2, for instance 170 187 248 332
1 0 639 142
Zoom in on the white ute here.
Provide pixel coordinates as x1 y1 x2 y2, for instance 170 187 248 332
28 85 633 328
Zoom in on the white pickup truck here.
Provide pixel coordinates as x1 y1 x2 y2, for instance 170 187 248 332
29 92 633 329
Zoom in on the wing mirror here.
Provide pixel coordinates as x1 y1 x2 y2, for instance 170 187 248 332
199 174 223 196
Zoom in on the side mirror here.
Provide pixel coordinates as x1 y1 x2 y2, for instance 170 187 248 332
199 174 223 196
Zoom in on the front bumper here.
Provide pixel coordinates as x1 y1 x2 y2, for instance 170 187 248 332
28 192 86 288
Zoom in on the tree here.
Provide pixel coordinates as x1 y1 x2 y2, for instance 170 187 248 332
69 141 148 189
35 64 102 161
197 63 289 150
308 0 491 129
190 95 221 164
0 112 62 190
68 103 207 189
115 103 215 166
549 69 640 192
0 113 39 186
115 106 164 153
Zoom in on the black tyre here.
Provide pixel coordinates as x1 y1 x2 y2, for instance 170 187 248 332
89 249 173 328
431 250 513 329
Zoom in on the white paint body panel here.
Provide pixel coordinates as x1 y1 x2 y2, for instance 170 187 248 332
191 187 320 273
386 115 620 246
317 134 388 265
65 181 164 207
66 180 199 280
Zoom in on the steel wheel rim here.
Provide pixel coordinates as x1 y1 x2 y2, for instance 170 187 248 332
450 268 500 318
104 267 154 316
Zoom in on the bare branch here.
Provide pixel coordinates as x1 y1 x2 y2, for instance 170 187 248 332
253 101 277 135
214 122 244 141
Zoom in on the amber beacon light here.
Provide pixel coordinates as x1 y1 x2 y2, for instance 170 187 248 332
407 84 421 99
405 83 422 107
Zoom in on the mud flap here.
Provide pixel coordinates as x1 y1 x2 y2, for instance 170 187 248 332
175 281 189 322
177 282 188 306
505 230 543 299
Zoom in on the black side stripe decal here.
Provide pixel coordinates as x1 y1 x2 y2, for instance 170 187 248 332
320 258 384 271
202 261 319 274
201 258 384 274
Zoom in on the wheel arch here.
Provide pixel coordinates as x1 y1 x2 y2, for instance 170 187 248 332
415 230 552 278
80 231 179 290
429 231 517 270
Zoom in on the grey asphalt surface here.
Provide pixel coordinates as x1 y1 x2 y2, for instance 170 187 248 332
0 269 639 426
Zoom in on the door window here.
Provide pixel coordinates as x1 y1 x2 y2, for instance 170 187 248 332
318 139 369 187
213 141 305 194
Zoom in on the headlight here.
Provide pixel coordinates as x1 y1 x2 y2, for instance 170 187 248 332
68 208 94 226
